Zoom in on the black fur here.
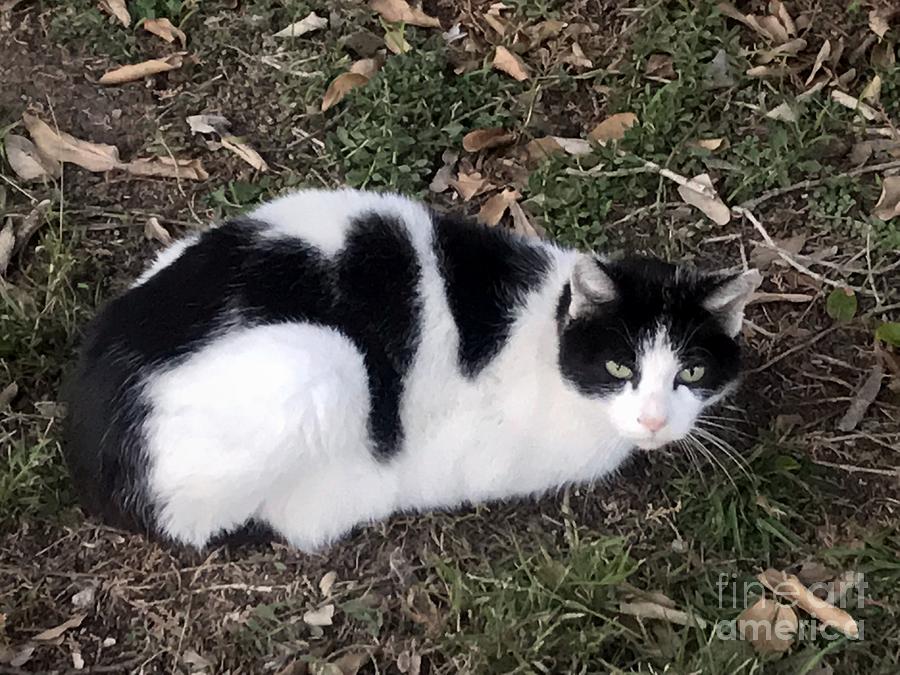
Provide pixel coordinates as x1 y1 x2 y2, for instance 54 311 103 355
432 213 552 377
65 214 422 531
558 257 741 397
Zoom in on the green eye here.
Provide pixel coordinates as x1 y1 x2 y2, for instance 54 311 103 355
678 366 706 383
605 361 634 379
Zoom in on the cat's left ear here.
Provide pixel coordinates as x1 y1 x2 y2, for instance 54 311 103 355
569 255 617 318
702 269 762 337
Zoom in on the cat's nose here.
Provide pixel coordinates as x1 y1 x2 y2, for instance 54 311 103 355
638 414 667 433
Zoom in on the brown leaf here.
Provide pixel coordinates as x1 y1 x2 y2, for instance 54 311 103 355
492 46 530 81
508 200 542 238
185 114 268 171
332 651 369 675
478 188 520 226
449 171 489 201
144 18 187 46
349 57 382 79
303 604 335 627
563 42 593 69
5 133 59 181
758 569 859 637
0 382 18 410
384 26 412 54
751 234 806 269
462 128 515 152
527 19 568 46
429 149 458 193
645 53 675 79
838 364 884 431
794 562 837 587
869 9 890 38
483 12 508 36
806 40 831 85
273 11 328 38
874 176 900 220
369 0 440 28
525 136 563 163
221 136 269 172
588 112 638 144
22 113 121 172
860 74 882 104
319 571 338 597
677 173 730 225
619 601 708 627
771 0 796 36
12 198 52 257
186 114 231 135
322 72 370 111
144 217 173 246
0 220 13 276
99 54 183 85
758 38 807 63
99 0 130 27
737 597 797 653
124 156 209 180
871 40 896 69
689 137 727 152
34 614 86 641
831 90 879 121
758 15 789 43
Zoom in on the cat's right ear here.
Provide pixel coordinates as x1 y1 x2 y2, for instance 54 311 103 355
569 255 616 317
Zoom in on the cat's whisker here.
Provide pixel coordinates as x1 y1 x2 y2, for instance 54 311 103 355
692 427 752 482
696 418 753 438
685 433 737 488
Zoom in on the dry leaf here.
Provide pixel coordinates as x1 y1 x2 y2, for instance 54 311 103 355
23 113 121 172
871 40 896 69
221 137 269 172
9 646 35 668
478 188 520 226
830 90 879 120
794 562 837 586
322 72 370 111
71 587 96 610
771 0 796 36
564 42 593 69
0 220 13 276
124 156 209 180
758 15 789 43
869 10 890 39
186 114 231 135
5 133 59 181
319 571 338 597
645 53 675 79
689 137 727 151
274 12 328 38
13 199 52 257
34 614 86 641
0 382 18 410
349 57 381 79
860 74 882 104
758 38 807 63
99 54 183 85
144 217 173 246
303 604 335 627
100 0 130 27
837 364 884 431
332 651 369 675
429 149 458 193
525 136 564 163
677 173 731 225
508 200 542 238
449 171 489 201
588 112 638 144
874 176 900 220
144 18 187 46
738 597 797 653
551 137 592 156
766 101 799 122
442 23 466 43
369 0 440 28
528 19 567 46
806 40 831 85
384 26 412 54
492 46 530 81
619 601 708 627
483 12 508 36
462 128 515 152
758 569 859 637
751 233 806 269
182 650 212 672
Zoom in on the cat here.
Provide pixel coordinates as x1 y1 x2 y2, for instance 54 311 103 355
64 188 761 551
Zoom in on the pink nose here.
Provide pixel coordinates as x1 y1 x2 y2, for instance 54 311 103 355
639 415 667 433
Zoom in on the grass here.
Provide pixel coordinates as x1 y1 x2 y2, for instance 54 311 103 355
2 0 899 672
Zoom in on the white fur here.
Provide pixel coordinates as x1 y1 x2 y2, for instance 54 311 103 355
138 189 724 550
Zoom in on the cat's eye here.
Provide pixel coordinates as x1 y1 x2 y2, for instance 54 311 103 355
678 366 706 384
605 361 634 380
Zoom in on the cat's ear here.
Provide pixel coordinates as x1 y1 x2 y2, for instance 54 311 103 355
702 269 762 337
569 255 616 317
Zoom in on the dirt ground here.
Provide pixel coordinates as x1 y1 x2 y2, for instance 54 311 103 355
1 1 899 673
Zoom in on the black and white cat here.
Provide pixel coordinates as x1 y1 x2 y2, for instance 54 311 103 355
64 188 760 550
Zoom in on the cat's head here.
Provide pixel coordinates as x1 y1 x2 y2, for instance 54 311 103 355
558 255 761 450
